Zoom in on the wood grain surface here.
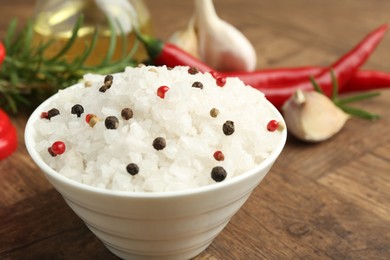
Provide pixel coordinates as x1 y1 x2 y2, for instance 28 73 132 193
1 0 390 259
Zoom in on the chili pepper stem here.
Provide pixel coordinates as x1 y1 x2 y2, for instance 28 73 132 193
133 29 164 61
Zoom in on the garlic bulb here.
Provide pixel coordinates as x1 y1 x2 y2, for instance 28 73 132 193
168 17 199 58
194 0 257 72
282 89 350 142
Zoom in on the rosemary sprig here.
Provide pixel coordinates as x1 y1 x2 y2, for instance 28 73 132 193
48 16 84 62
310 70 380 120
0 16 139 113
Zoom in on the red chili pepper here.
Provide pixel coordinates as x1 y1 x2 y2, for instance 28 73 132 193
138 33 213 73
218 66 323 86
216 25 387 91
0 109 18 160
0 45 17 160
342 70 390 93
0 42 5 65
219 65 390 93
253 24 388 109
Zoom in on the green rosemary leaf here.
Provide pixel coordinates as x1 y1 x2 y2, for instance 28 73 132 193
49 15 84 61
9 69 19 86
309 75 324 94
12 92 30 105
336 91 380 105
339 104 380 120
0 81 8 95
102 17 117 65
330 69 339 101
117 21 128 59
73 27 99 69
308 70 381 121
33 38 53 57
116 22 139 62
4 18 17 51
10 28 24 56
16 21 33 57
0 15 141 113
4 93 17 113
125 37 140 61
87 60 136 75
32 39 55 74
21 20 34 58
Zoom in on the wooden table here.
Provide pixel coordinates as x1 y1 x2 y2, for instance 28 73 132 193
1 0 390 259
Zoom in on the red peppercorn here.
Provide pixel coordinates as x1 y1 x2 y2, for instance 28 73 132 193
216 77 226 87
40 112 49 119
85 114 94 123
267 120 279 132
49 141 66 156
157 86 170 98
210 71 219 78
85 114 99 127
213 151 225 161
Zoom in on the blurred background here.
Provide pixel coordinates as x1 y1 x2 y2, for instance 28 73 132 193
1 0 389 70
146 0 390 70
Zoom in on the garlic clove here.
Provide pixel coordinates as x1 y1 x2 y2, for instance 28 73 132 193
194 0 257 72
282 89 350 142
168 17 199 58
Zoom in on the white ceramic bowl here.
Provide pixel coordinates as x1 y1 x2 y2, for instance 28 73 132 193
25 92 286 260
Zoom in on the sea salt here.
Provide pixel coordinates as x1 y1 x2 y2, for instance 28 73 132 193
33 66 284 192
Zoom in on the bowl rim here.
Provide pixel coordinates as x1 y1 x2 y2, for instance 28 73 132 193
25 83 287 199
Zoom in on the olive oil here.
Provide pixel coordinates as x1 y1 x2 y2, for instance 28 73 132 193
32 0 152 65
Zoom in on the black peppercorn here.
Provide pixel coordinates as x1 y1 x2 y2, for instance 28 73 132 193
211 166 227 182
188 67 199 75
47 108 60 119
99 75 113 92
192 81 204 89
222 120 235 135
126 163 139 176
99 86 108 92
71 104 84 117
121 108 134 120
153 137 166 150
105 116 119 129
104 74 113 84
